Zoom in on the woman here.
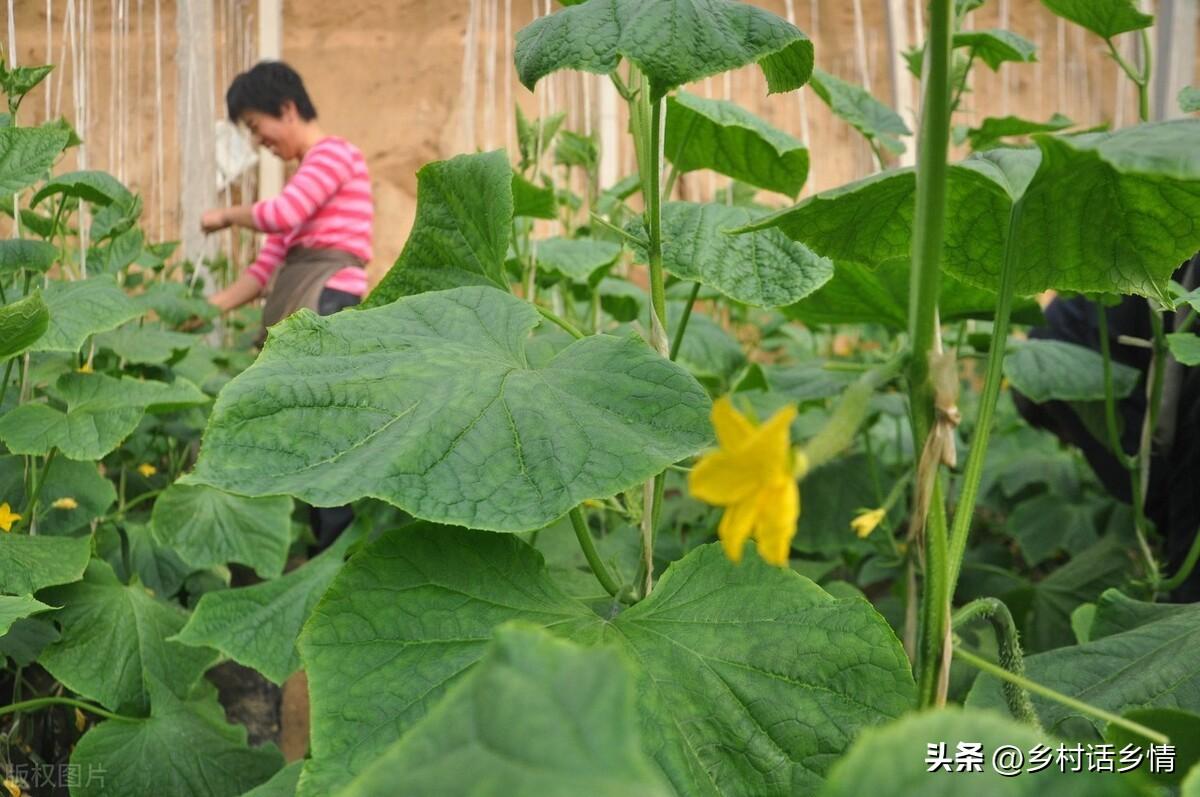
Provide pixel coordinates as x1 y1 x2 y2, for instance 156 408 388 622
202 60 371 551
202 60 372 334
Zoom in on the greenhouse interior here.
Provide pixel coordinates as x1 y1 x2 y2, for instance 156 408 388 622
1 0 1200 795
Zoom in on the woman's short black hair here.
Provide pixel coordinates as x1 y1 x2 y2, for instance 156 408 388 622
226 61 318 121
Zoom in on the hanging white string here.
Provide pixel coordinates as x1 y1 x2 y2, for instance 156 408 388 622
154 0 164 240
54 0 71 118
460 0 480 153
482 0 497 150
45 0 53 119
6 0 16 68
503 0 512 156
107 0 115 173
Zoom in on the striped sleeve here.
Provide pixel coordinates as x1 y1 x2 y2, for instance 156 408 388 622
252 139 356 233
246 234 288 286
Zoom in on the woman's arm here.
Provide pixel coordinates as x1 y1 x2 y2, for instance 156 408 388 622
201 205 256 233
209 270 265 312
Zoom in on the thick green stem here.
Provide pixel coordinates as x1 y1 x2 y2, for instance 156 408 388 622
952 598 1039 728
645 98 668 355
953 646 1168 745
946 203 1021 591
669 281 701 360
0 696 136 723
909 0 956 708
569 505 623 599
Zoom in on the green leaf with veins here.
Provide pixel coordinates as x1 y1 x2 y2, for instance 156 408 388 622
954 29 1038 70
0 126 70 195
28 275 144 352
31 169 133 208
512 170 558 219
334 625 672 797
1167 332 1200 366
294 525 914 797
0 532 91 594
967 113 1074 151
38 560 218 713
781 258 1044 330
514 0 814 101
0 238 58 276
742 121 1200 300
363 151 512 307
95 322 196 365
189 286 711 533
809 69 910 156
0 595 53 637
172 533 354 685
0 454 116 536
534 236 622 286
630 201 833 308
0 371 208 460
70 675 284 797
665 91 810 197
0 291 48 362
1004 339 1140 402
152 482 293 581
1041 0 1154 38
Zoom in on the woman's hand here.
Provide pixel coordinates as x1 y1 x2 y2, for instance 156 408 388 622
201 208 230 233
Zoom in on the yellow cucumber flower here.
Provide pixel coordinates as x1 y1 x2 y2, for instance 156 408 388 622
851 507 887 539
52 496 79 510
137 463 158 478
77 362 93 373
0 502 21 533
688 397 801 567
4 778 22 797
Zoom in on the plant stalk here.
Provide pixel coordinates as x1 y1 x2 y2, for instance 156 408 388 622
569 505 623 599
0 696 136 723
909 0 956 708
669 281 701 360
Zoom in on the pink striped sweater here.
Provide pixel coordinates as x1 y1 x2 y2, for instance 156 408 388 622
248 136 373 296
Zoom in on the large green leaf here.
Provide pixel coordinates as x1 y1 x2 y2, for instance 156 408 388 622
29 275 144 352
1041 0 1154 38
1088 588 1192 640
743 122 1200 300
131 281 217 327
241 762 303 797
954 29 1038 70
150 483 292 579
0 532 91 594
296 525 915 796
364 151 511 307
0 454 116 536
39 561 218 713
668 303 747 389
535 236 622 285
0 238 58 276
632 201 832 308
0 372 208 460
512 170 557 219
31 169 133 208
95 322 196 365
665 91 809 197
809 68 910 155
969 587 1200 736
1167 332 1200 366
70 677 284 797
1004 493 1103 566
101 521 193 599
514 0 814 101
967 113 1074 151
171 532 352 684
1004 339 1140 403
189 286 711 532
782 259 1044 329
335 625 672 797
821 707 1143 797
0 290 48 361
0 594 53 636
0 126 69 194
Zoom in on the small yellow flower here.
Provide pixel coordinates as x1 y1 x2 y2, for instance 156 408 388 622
851 507 887 539
52 496 79 510
4 777 22 797
688 397 801 567
77 361 93 373
137 463 158 478
0 502 21 533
